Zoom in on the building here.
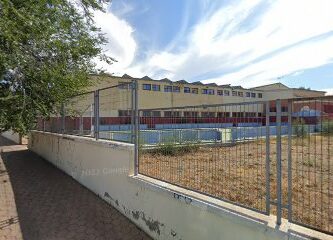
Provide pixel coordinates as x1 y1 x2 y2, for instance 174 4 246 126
250 82 325 100
42 74 330 133
86 74 326 118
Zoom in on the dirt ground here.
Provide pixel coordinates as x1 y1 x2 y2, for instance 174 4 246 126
139 135 333 233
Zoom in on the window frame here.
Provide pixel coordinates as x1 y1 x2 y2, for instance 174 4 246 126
152 84 160 91
173 86 180 92
164 85 173 92
184 87 191 93
143 84 151 91
192 88 199 94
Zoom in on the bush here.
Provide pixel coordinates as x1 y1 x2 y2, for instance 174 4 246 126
321 121 333 135
293 120 308 137
150 142 199 156
158 142 178 156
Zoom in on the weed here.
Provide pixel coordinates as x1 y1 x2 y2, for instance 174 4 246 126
293 119 308 137
321 121 333 135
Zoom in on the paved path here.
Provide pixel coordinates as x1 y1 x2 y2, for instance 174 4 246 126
0 136 151 240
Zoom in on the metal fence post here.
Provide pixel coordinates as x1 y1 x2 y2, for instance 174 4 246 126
133 80 139 175
276 99 282 225
61 103 65 134
287 99 293 221
265 101 271 215
131 81 135 144
94 90 100 140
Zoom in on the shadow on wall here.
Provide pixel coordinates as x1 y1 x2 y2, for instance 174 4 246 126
0 139 151 240
0 137 18 147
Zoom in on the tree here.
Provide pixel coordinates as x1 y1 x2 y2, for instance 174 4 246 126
0 0 113 134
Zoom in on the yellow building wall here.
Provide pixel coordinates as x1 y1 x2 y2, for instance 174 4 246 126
76 75 325 118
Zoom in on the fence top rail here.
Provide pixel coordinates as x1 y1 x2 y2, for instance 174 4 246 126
97 82 134 92
139 100 268 112
69 90 95 99
68 82 134 99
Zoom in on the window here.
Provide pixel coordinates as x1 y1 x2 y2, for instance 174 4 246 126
152 111 161 117
251 93 256 98
164 85 172 92
184 87 191 93
173 112 181 117
217 112 230 117
142 111 151 117
270 107 277 112
208 89 215 95
245 112 256 117
164 111 180 117
142 111 161 117
258 93 263 98
246 92 251 98
202 89 214 95
192 88 199 94
173 86 180 92
324 104 333 113
118 110 130 117
152 84 160 91
232 91 237 96
201 112 216 117
217 90 223 96
224 90 230 96
184 111 198 117
143 84 151 90
281 106 288 112
164 111 172 117
232 112 244 118
118 82 129 89
238 92 244 97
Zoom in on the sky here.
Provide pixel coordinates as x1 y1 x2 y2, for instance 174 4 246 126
93 0 333 94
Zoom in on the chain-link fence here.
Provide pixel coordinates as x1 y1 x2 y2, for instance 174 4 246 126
138 101 270 214
137 97 333 234
36 82 135 143
34 82 332 234
285 97 333 234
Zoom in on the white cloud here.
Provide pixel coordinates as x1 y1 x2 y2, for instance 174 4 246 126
127 0 333 86
93 6 137 74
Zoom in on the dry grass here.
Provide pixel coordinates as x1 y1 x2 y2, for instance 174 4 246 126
139 135 333 233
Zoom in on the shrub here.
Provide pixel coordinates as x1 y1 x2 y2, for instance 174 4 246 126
158 142 178 156
321 121 333 135
293 120 308 137
149 142 199 156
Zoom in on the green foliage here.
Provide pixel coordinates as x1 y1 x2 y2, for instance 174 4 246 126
157 141 178 156
321 121 333 135
0 0 113 134
293 120 308 137
150 140 199 157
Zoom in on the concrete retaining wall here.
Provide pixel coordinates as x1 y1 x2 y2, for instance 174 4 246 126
28 131 330 240
1 130 23 144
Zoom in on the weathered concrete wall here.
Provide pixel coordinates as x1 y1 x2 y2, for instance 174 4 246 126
28 131 331 240
1 130 22 144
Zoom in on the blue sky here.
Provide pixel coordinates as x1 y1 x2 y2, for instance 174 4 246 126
94 0 333 93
